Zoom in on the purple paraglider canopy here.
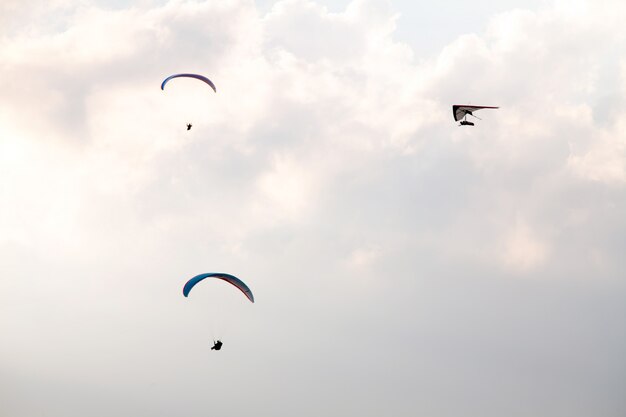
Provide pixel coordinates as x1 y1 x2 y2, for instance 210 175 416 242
161 73 216 93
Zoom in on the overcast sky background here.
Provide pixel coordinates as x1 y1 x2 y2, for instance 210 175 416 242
1 0 625 416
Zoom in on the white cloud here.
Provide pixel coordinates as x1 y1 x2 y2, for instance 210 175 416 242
344 245 383 269
502 216 550 271
567 126 626 183
256 151 319 221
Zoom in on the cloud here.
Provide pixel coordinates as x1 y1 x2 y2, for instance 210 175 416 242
502 215 550 271
1 1 626 416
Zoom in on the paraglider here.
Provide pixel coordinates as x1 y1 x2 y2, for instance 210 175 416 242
161 74 216 130
453 105 498 126
183 272 254 350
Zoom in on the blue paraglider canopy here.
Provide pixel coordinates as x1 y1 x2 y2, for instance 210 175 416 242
183 273 254 303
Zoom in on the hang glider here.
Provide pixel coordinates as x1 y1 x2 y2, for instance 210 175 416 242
453 105 498 126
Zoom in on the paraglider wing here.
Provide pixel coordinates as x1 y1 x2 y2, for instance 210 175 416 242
183 273 254 303
452 105 499 121
161 73 217 93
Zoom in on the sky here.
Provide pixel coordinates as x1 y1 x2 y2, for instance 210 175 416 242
1 0 625 416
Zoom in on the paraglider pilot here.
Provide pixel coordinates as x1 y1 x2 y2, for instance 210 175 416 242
211 340 223 351
187 123 192 131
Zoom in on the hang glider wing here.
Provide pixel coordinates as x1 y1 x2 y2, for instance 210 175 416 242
452 105 499 121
